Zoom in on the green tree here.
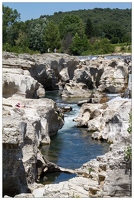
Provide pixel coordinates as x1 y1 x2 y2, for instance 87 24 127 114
85 18 94 39
59 14 85 54
2 5 20 44
28 18 47 53
102 22 125 43
5 21 26 46
59 14 85 39
70 33 89 55
61 33 72 54
44 20 61 52
15 30 29 47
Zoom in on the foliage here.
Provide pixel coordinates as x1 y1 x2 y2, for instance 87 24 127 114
85 18 94 39
59 14 85 39
2 5 20 44
44 20 61 52
61 33 73 54
127 112 132 134
81 37 116 55
88 168 93 174
3 43 39 54
124 111 132 168
45 8 131 42
58 14 85 54
124 145 132 162
69 33 89 55
27 18 47 53
2 5 131 55
102 22 126 43
15 31 29 47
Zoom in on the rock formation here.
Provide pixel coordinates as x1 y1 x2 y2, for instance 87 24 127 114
2 97 64 196
2 51 79 95
27 97 131 198
2 52 132 197
74 97 131 143
3 52 131 100
62 56 131 99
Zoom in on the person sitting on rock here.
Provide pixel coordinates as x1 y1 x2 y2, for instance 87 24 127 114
15 102 32 108
15 102 25 108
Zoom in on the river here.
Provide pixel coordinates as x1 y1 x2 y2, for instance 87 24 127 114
40 90 110 184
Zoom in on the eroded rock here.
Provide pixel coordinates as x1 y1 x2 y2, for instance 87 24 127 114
2 97 64 196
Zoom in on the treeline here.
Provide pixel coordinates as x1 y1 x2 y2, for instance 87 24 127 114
3 5 132 55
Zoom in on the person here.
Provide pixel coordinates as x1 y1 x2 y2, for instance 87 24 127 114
15 102 25 108
15 102 32 108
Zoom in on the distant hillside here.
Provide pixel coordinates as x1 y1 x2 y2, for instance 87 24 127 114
40 8 131 34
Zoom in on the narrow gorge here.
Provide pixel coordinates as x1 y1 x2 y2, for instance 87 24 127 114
2 51 132 197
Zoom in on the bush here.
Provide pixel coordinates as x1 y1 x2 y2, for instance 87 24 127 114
3 44 39 54
111 37 119 44
93 38 115 54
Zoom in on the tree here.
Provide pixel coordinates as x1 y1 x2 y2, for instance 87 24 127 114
59 14 85 54
61 33 72 54
44 20 61 52
15 31 29 47
2 5 20 44
85 18 94 39
102 22 125 43
70 33 89 55
28 18 47 53
59 14 85 39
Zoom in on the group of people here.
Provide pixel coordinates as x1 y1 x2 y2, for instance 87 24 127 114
47 48 57 53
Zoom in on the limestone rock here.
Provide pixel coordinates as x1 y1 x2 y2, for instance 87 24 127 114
2 52 79 97
75 97 131 143
62 81 92 98
98 59 129 93
32 177 99 198
2 97 64 196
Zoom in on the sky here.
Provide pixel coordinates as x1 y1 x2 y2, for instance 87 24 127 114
2 0 132 22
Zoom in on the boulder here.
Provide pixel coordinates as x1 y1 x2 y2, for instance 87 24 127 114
74 97 131 143
2 71 44 98
98 59 129 93
62 81 92 98
2 54 45 99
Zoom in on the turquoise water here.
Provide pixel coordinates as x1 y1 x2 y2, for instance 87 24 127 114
40 91 110 184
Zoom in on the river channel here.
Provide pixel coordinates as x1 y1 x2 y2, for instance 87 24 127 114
40 90 110 184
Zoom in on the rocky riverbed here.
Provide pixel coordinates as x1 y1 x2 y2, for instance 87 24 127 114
2 52 132 197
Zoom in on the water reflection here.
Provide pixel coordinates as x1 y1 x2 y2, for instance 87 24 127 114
40 172 76 185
